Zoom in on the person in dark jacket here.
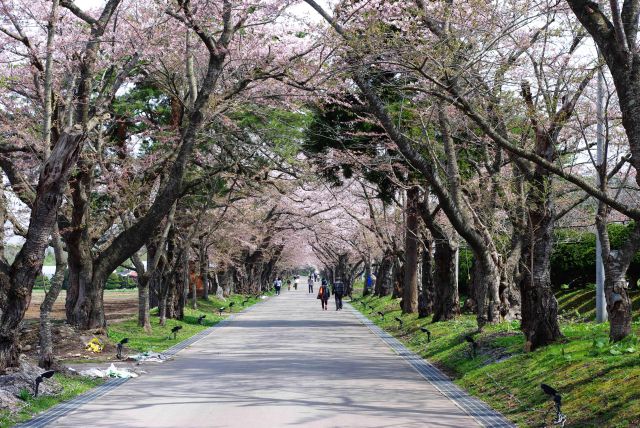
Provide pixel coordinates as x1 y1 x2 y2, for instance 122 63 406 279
308 276 314 293
332 280 345 310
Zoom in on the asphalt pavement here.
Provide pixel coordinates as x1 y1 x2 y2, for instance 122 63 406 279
51 285 480 427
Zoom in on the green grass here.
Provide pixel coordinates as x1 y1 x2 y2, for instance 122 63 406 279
108 294 264 353
350 293 640 427
556 288 640 321
0 374 103 428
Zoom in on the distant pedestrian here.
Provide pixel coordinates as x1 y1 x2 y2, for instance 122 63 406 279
294 276 299 290
332 279 345 310
274 277 282 295
287 279 292 291
317 279 330 310
308 276 314 293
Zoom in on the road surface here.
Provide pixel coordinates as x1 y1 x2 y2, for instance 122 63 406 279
52 286 481 427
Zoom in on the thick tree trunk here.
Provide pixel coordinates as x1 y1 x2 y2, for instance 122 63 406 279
500 233 523 321
39 228 66 369
0 131 84 371
520 170 562 350
418 241 434 318
432 237 460 322
596 205 640 342
402 187 419 313
475 253 502 329
377 254 394 297
65 251 105 330
65 168 105 331
363 258 372 297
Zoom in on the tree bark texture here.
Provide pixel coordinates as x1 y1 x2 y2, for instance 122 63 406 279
418 240 435 318
402 187 420 313
38 228 66 369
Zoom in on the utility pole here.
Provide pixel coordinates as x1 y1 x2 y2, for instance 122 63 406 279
595 57 607 323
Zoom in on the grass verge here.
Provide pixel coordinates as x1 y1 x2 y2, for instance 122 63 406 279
108 294 264 353
0 374 103 428
350 292 640 428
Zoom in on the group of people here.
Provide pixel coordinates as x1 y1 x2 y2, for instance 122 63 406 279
273 276 300 295
316 278 345 311
274 273 346 311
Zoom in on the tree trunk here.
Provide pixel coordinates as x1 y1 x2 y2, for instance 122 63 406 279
432 236 460 321
475 252 502 329
418 240 434 318
596 205 640 342
363 258 372 297
215 271 224 299
375 254 394 297
403 187 420 313
500 233 523 321
519 169 562 350
65 248 105 330
137 275 151 332
392 256 403 299
200 242 209 300
39 228 66 369
0 131 84 371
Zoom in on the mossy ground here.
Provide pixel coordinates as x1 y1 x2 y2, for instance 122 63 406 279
350 290 640 427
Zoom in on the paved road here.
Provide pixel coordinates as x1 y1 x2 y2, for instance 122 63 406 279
52 286 480 427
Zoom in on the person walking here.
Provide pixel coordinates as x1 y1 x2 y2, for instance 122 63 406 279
317 279 330 310
294 276 299 290
287 279 292 291
332 279 345 310
274 277 282 295
308 276 314 293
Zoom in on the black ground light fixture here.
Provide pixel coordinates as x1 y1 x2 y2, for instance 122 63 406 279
394 316 403 327
541 384 567 426
218 307 225 316
116 337 129 359
464 335 478 358
242 298 250 306
420 327 432 342
377 311 385 320
228 302 235 310
197 315 206 325
171 325 183 339
34 370 55 397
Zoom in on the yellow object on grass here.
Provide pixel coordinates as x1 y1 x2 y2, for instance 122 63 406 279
85 337 104 353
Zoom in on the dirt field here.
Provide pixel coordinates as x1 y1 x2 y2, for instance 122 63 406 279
20 290 139 364
25 290 138 323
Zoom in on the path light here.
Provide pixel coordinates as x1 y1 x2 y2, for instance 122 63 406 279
228 302 235 310
218 307 225 316
541 384 567 426
464 335 478 358
171 325 182 339
197 315 206 325
242 298 250 306
116 338 129 359
420 327 432 342
377 311 385 320
34 370 55 397
394 316 403 327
